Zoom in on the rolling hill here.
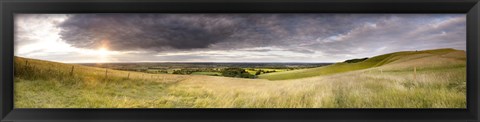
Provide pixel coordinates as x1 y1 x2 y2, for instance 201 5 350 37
258 48 466 80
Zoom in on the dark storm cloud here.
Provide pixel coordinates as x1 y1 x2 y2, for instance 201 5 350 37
58 14 388 52
56 14 466 62
59 14 239 51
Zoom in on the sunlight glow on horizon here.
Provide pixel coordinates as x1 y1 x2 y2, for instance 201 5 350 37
97 47 109 57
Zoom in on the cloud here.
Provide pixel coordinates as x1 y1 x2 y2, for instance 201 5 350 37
58 14 391 52
58 14 241 52
301 14 466 57
14 14 68 55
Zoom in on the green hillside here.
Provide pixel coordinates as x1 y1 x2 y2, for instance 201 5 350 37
258 48 466 80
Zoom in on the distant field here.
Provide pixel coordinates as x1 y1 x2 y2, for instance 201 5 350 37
191 72 222 76
14 48 466 108
245 68 289 75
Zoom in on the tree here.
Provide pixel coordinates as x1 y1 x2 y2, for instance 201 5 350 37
221 68 255 78
344 57 368 63
255 70 261 75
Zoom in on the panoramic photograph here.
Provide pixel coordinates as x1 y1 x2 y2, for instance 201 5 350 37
14 14 466 108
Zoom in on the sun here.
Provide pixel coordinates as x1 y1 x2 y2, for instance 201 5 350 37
97 47 109 57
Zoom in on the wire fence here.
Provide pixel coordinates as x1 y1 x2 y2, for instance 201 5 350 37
14 59 188 82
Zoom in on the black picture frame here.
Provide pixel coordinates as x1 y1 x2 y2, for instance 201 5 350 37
1 0 479 122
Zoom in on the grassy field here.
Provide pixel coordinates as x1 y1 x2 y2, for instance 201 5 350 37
245 68 289 75
14 48 466 108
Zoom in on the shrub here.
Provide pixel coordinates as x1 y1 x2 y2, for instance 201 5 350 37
344 57 369 63
221 68 255 78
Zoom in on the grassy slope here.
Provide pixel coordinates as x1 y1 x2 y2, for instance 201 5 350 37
14 48 466 108
14 57 189 108
258 48 464 80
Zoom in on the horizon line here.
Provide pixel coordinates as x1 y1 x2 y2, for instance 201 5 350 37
70 61 337 64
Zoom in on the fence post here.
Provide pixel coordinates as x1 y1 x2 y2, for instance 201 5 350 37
24 60 29 73
127 73 130 79
380 69 383 74
105 69 108 81
70 66 75 76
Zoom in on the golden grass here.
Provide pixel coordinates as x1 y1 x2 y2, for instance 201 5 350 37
157 66 465 108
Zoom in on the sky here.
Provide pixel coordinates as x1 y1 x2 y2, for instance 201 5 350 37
14 14 466 63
